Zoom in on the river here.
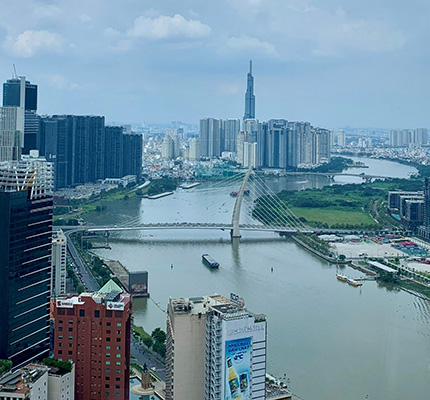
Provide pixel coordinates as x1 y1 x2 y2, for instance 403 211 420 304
87 157 430 400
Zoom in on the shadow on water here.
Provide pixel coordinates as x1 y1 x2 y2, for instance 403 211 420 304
231 237 241 268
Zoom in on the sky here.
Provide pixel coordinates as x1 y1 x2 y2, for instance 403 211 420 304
0 0 429 129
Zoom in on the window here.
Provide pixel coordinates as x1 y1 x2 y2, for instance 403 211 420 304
115 393 120 397
106 361 111 365
79 309 85 317
116 346 120 350
116 330 121 335
68 327 73 332
115 384 120 389
106 322 111 327
116 323 121 327
105 369 110 373
95 310 100 318
115 369 120 374
59 327 63 331
106 330 111 334
68 335 73 339
105 392 109 396
106 337 111 342
115 361 120 366
116 354 121 358
106 345 111 350
58 350 63 354
116 338 120 342
106 353 110 357
58 335 63 339
105 384 110 389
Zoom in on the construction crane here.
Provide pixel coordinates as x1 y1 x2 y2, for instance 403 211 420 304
12 64 18 79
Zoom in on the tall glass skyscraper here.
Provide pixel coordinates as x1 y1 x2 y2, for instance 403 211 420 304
244 60 255 120
0 158 53 368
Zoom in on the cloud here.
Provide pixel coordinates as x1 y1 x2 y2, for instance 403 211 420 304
111 39 132 52
4 30 64 58
103 27 120 37
227 35 278 56
47 74 80 90
127 14 211 40
79 14 92 23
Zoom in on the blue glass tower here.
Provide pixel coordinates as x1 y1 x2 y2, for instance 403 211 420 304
244 60 255 120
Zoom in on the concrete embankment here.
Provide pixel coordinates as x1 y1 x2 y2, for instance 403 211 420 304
291 235 349 264
104 260 129 291
147 191 173 199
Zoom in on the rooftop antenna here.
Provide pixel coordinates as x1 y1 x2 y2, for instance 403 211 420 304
13 64 18 79
249 60 252 75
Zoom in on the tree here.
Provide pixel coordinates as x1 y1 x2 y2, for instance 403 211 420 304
151 327 166 344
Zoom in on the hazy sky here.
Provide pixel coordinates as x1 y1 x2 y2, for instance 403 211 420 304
0 0 429 128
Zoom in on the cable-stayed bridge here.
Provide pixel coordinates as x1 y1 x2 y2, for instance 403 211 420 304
68 167 315 238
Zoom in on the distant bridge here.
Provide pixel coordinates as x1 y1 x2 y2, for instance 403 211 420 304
67 222 312 234
275 171 391 183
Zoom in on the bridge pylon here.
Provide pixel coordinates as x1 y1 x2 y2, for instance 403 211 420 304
231 165 253 238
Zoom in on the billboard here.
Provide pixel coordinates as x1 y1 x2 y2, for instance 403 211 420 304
225 337 251 400
128 271 148 296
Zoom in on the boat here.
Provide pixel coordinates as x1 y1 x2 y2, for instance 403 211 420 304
230 189 250 197
347 278 362 287
336 274 348 282
202 254 219 268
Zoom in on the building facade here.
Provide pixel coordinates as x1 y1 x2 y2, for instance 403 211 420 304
3 76 38 154
166 294 266 400
0 159 53 368
51 230 67 297
53 280 132 400
0 106 25 162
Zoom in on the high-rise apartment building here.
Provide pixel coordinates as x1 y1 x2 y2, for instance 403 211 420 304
162 135 175 160
223 119 241 152
104 126 124 179
200 118 223 157
337 130 346 147
0 105 25 161
3 76 38 154
244 61 255 120
53 280 132 400
51 230 67 297
188 137 201 161
0 158 53 368
166 294 266 400
122 133 142 180
39 116 142 188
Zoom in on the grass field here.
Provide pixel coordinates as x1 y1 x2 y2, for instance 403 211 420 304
290 207 378 227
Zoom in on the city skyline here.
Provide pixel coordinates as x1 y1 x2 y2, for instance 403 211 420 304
0 0 429 128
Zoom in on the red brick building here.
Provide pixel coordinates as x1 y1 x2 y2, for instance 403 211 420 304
53 280 132 400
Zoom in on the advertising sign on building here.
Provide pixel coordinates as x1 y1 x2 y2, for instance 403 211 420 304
129 271 149 297
106 301 125 311
225 337 251 400
56 300 74 308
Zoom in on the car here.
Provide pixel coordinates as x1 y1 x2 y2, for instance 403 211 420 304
151 367 156 371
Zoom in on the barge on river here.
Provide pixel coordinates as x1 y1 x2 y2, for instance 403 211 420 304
202 254 219 268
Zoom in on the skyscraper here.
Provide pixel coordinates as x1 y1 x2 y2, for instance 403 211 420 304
3 76 38 154
199 118 223 157
53 280 132 400
244 60 255 120
223 119 241 152
0 106 25 161
165 294 266 400
0 157 53 368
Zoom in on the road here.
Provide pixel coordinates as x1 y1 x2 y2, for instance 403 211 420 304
65 231 100 292
130 336 165 382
